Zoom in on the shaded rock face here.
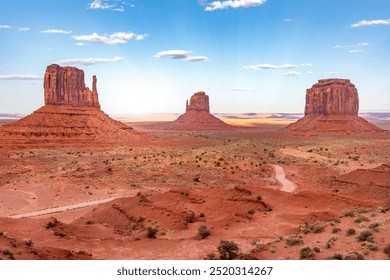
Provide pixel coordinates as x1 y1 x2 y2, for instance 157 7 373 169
186 91 210 113
44 64 100 109
305 79 358 116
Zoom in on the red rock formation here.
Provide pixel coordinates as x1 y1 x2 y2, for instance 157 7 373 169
44 64 100 109
304 79 358 116
171 92 234 131
286 79 388 136
0 64 143 146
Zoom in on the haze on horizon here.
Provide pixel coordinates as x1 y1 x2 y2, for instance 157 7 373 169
0 0 389 115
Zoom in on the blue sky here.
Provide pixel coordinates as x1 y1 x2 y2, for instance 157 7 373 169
0 0 389 114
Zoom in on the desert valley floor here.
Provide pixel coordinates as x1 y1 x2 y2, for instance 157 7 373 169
0 119 390 260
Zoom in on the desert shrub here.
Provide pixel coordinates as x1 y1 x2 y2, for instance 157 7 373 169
218 240 240 260
313 247 321 253
197 225 211 239
301 222 325 234
10 241 17 248
185 212 196 223
368 222 380 229
205 253 218 260
54 231 66 238
247 209 255 215
346 228 356 236
300 247 314 259
85 220 94 225
343 210 355 217
23 239 33 247
357 230 373 242
199 212 205 218
354 215 370 223
326 237 338 249
328 217 341 224
137 216 145 223
286 236 304 246
146 227 158 239
357 208 369 213
367 244 379 251
270 246 277 253
383 244 390 259
332 227 341 234
311 224 325 233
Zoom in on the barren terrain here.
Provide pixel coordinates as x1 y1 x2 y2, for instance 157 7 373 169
1 120 390 260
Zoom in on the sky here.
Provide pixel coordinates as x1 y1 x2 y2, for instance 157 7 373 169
0 0 389 115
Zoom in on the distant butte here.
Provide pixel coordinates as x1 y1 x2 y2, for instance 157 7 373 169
0 64 141 147
286 79 388 136
171 91 235 131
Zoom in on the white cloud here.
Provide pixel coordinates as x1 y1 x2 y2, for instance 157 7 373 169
72 32 147 44
230 88 256 92
0 25 11 28
350 19 390 28
283 71 301 76
88 0 126 12
56 56 124 66
75 43 85 46
205 0 267 11
349 49 364 53
153 50 209 62
243 63 313 70
18 27 30 31
334 42 369 48
89 0 113 10
0 75 42 80
41 29 72 34
306 71 314 75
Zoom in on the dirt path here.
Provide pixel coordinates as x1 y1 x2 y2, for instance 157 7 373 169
272 165 298 193
7 197 119 219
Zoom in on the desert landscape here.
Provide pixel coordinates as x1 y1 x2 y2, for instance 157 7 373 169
0 64 389 261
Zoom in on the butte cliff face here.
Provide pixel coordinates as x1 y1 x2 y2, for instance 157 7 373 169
286 79 387 136
171 91 234 131
0 64 141 147
44 64 100 108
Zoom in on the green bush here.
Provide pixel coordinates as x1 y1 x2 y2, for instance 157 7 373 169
346 228 356 236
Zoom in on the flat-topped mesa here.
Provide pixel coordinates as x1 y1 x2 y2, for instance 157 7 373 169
305 78 358 116
44 64 100 109
186 91 210 113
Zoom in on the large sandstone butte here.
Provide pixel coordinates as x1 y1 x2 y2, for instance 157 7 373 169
0 64 140 147
286 79 388 136
172 92 235 131
44 64 100 108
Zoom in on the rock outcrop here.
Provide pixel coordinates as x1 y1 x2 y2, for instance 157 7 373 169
44 64 100 108
186 91 210 112
286 79 388 136
0 64 141 147
171 91 235 131
304 79 358 116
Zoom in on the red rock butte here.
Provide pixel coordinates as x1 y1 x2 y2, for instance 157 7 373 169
172 92 235 131
0 64 141 147
286 79 388 136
